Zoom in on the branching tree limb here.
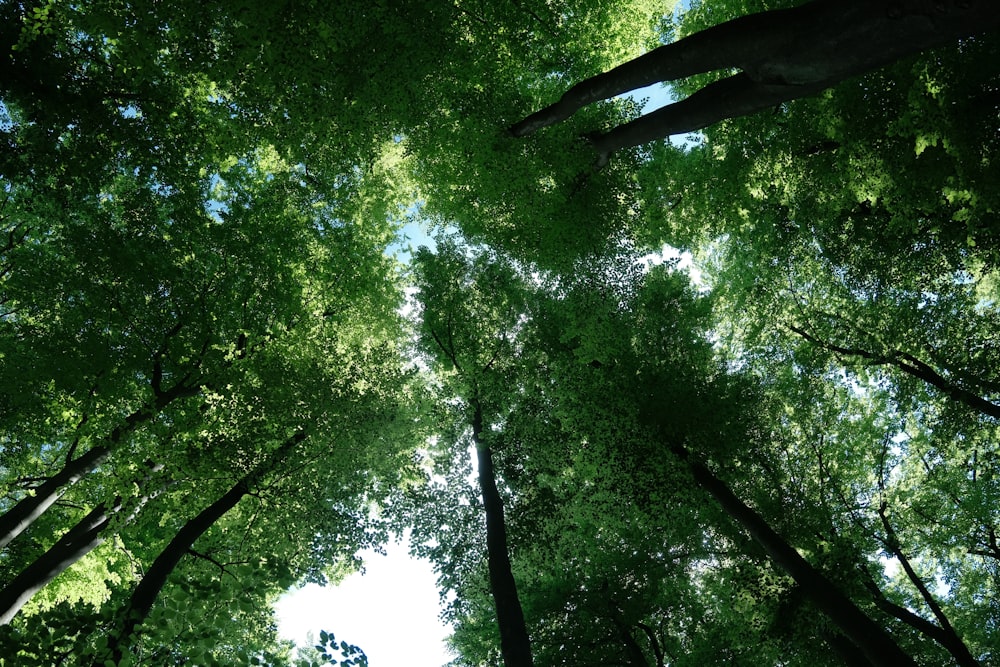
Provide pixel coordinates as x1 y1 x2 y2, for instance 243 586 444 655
788 325 1000 419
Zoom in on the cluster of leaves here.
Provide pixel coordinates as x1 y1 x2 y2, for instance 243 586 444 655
0 0 432 663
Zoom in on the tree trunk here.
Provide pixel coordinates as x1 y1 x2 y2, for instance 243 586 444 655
0 464 164 625
674 446 919 667
472 398 534 667
587 74 825 164
510 0 1000 156
0 365 200 551
0 500 117 624
0 444 111 551
509 0 845 138
103 432 305 664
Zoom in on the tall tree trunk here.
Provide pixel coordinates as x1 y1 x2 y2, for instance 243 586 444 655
0 444 111 551
510 0 1000 157
0 464 164 625
0 366 200 551
0 501 117 624
673 445 919 667
103 432 305 664
472 398 534 667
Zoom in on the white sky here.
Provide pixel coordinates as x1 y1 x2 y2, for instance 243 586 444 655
277 219 450 666
275 535 453 666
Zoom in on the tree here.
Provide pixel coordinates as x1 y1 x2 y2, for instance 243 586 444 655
410 238 536 667
526 259 926 667
622 3 1000 662
405 244 933 665
0 70 416 660
510 0 1000 164
4 0 1000 663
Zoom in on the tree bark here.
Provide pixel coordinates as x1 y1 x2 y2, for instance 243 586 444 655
510 0 1000 156
672 445 919 667
0 464 165 625
103 432 306 664
0 444 112 551
0 501 117 625
472 398 534 667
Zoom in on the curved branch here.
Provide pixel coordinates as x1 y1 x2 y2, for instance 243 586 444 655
789 325 1000 419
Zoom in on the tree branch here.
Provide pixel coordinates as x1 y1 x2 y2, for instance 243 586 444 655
789 325 1000 419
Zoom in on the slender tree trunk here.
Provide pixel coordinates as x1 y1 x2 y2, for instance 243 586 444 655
587 74 826 164
103 432 305 664
0 444 111 551
472 398 534 667
0 464 165 625
0 501 117 624
509 0 842 138
0 361 200 551
673 445 919 667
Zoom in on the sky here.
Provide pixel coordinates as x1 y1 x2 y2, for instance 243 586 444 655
275 219 450 666
275 535 454 667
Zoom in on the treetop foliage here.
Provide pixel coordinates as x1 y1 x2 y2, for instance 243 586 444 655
1 0 998 665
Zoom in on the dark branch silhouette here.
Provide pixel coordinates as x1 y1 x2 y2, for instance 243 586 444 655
668 442 918 667
789 325 1000 419
103 432 306 664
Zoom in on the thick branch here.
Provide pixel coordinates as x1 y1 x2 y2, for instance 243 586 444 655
0 462 164 624
636 622 664 667
0 444 111 551
510 0 1000 160
607 602 650 667
862 572 953 649
671 443 918 667
0 501 117 624
104 431 306 664
0 324 203 551
508 0 840 138
876 504 980 667
589 74 824 160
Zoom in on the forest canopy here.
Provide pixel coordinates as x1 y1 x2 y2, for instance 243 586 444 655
0 0 998 665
